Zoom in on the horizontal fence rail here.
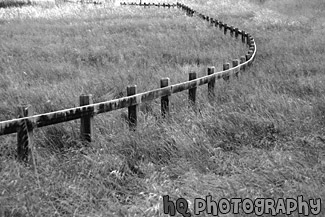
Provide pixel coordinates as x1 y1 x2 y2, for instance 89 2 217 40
120 2 177 7
0 2 256 164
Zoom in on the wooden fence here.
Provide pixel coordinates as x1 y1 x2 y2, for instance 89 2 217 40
0 2 256 163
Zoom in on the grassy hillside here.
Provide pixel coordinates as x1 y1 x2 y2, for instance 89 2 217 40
1 0 325 216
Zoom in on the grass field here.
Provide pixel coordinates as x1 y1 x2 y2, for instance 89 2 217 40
1 0 325 216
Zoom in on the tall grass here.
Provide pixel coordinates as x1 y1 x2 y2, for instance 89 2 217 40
1 0 325 216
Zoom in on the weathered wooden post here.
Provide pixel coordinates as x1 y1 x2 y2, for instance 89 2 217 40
249 45 255 53
240 56 246 72
80 94 93 142
249 37 255 47
127 85 138 131
210 18 214 27
247 50 254 66
247 33 251 45
224 24 228 35
207 67 215 101
189 8 193 17
230 26 234 37
223 63 230 81
235 28 239 39
232 59 239 77
215 20 219 27
188 72 197 109
17 104 33 164
161 78 170 117
241 30 246 43
251 43 256 62
246 53 251 61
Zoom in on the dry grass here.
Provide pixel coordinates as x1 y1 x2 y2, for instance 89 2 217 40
1 0 325 216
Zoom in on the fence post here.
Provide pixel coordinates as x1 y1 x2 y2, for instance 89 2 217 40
230 26 234 37
222 63 230 81
247 34 251 45
246 53 251 61
224 24 228 35
241 30 246 43
127 85 138 131
249 37 254 47
235 28 239 39
215 20 219 27
210 18 214 27
207 67 215 101
188 72 197 109
248 49 254 63
249 44 255 52
17 104 34 164
80 94 93 142
240 56 246 72
161 78 170 118
232 59 239 77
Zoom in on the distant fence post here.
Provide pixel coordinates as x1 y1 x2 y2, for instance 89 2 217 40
161 77 170 118
127 85 138 130
247 33 251 45
235 28 239 39
247 50 254 66
80 94 93 142
210 18 214 27
219 22 223 30
230 26 234 37
207 66 215 101
17 104 34 164
246 53 251 61
214 19 219 27
232 59 239 77
241 30 246 43
249 36 254 46
222 63 230 81
240 56 246 71
224 24 228 35
188 72 197 109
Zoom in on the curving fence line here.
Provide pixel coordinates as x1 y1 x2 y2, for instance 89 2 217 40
0 2 256 163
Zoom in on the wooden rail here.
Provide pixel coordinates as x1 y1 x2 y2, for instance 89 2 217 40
0 2 256 163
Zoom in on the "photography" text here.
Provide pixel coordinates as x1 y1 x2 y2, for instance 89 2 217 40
163 195 321 216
